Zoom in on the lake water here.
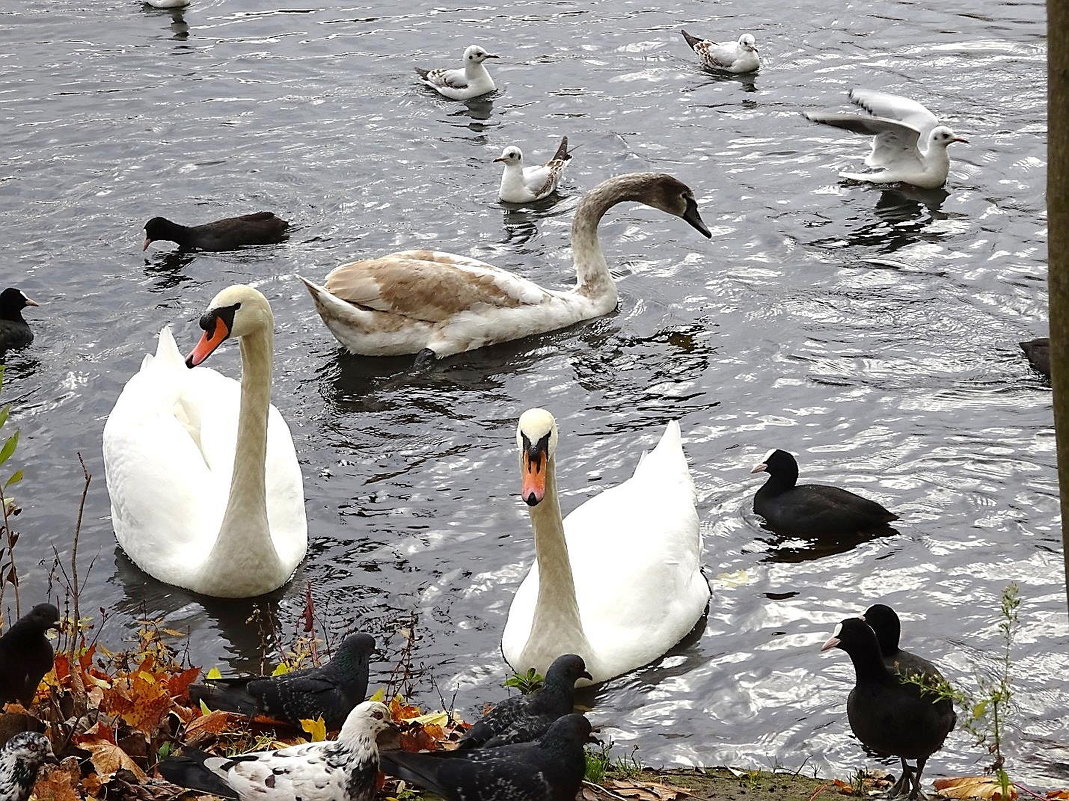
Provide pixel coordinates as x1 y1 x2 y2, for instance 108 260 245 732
1 0 1064 788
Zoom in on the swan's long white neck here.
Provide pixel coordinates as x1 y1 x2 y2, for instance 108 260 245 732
570 179 645 305
524 456 594 660
199 321 280 594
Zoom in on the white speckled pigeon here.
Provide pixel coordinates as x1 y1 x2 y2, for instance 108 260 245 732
158 701 392 801
189 633 375 730
458 654 590 749
381 713 592 801
0 733 56 801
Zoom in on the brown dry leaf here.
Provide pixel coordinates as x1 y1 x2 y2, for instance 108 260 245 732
33 758 83 801
581 786 603 801
1046 792 1069 800
184 710 236 745
82 739 149 782
934 777 1018 801
607 778 693 800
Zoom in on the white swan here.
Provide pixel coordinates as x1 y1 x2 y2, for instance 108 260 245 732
299 173 711 364
103 285 307 598
501 409 710 685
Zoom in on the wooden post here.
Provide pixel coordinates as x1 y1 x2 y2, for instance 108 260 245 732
1049 0 1069 613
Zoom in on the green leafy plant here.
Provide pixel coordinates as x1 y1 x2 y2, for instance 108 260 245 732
584 739 612 783
503 667 544 694
903 583 1020 799
0 367 24 616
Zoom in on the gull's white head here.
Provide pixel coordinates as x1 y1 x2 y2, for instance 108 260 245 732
929 125 968 149
517 408 559 507
738 34 758 52
494 146 524 165
464 45 499 64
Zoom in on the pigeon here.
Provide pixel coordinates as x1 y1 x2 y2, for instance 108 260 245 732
750 449 898 538
158 700 393 801
1020 337 1050 379
681 30 760 74
0 604 59 706
416 45 499 101
381 713 592 801
804 88 967 189
0 732 56 801
495 138 571 204
457 654 591 750
142 212 289 251
189 633 375 730
0 290 39 353
821 618 956 800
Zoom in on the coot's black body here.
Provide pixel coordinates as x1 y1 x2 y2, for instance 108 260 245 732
822 618 955 800
1020 337 1050 380
143 212 289 251
751 449 898 537
0 289 38 352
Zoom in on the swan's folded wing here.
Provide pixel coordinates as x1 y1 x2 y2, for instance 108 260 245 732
323 250 550 322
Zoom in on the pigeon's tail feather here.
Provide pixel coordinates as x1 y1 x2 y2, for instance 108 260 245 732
188 681 261 716
380 751 450 795
157 752 239 799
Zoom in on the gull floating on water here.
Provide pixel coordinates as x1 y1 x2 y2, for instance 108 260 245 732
416 45 499 100
495 137 571 203
681 30 760 73
804 88 967 189
145 0 190 8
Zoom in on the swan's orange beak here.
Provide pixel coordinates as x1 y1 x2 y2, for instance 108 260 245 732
186 316 229 368
521 450 547 506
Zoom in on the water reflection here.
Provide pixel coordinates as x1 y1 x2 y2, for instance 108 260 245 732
753 524 899 563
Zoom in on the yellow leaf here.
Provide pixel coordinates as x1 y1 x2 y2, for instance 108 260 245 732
300 717 327 742
199 699 212 716
934 777 1018 801
408 711 449 727
369 688 386 702
271 663 291 677
206 667 223 680
82 741 148 782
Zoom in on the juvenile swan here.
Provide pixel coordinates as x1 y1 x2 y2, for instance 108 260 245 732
103 285 307 598
300 173 711 363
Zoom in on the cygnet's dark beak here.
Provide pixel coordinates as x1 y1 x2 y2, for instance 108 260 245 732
682 198 712 238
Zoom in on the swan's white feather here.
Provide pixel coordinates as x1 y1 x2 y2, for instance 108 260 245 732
502 420 710 683
103 327 306 593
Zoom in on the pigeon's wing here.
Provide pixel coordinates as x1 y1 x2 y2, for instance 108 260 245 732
848 88 938 136
210 746 348 801
382 750 549 801
157 752 240 799
248 672 354 728
189 678 263 716
457 696 528 749
804 112 923 169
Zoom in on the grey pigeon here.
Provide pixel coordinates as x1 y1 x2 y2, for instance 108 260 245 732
0 289 38 353
0 604 59 706
158 701 392 801
0 732 56 801
189 633 374 730
381 713 592 801
821 618 955 800
457 654 591 749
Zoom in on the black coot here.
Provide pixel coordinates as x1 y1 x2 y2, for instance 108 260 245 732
143 211 288 251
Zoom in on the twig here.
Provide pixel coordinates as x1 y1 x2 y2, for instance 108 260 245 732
1012 782 1049 801
582 780 628 800
71 453 91 641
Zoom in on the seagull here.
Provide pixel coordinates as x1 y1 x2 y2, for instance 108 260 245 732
0 733 56 801
158 701 393 801
415 45 499 101
495 138 571 204
144 0 190 7
457 654 591 750
189 633 375 730
804 88 967 189
0 603 59 706
680 30 760 74
381 713 592 801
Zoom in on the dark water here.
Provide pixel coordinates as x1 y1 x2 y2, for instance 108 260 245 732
1 0 1063 788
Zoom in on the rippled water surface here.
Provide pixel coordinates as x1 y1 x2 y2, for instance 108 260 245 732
1 0 1063 787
